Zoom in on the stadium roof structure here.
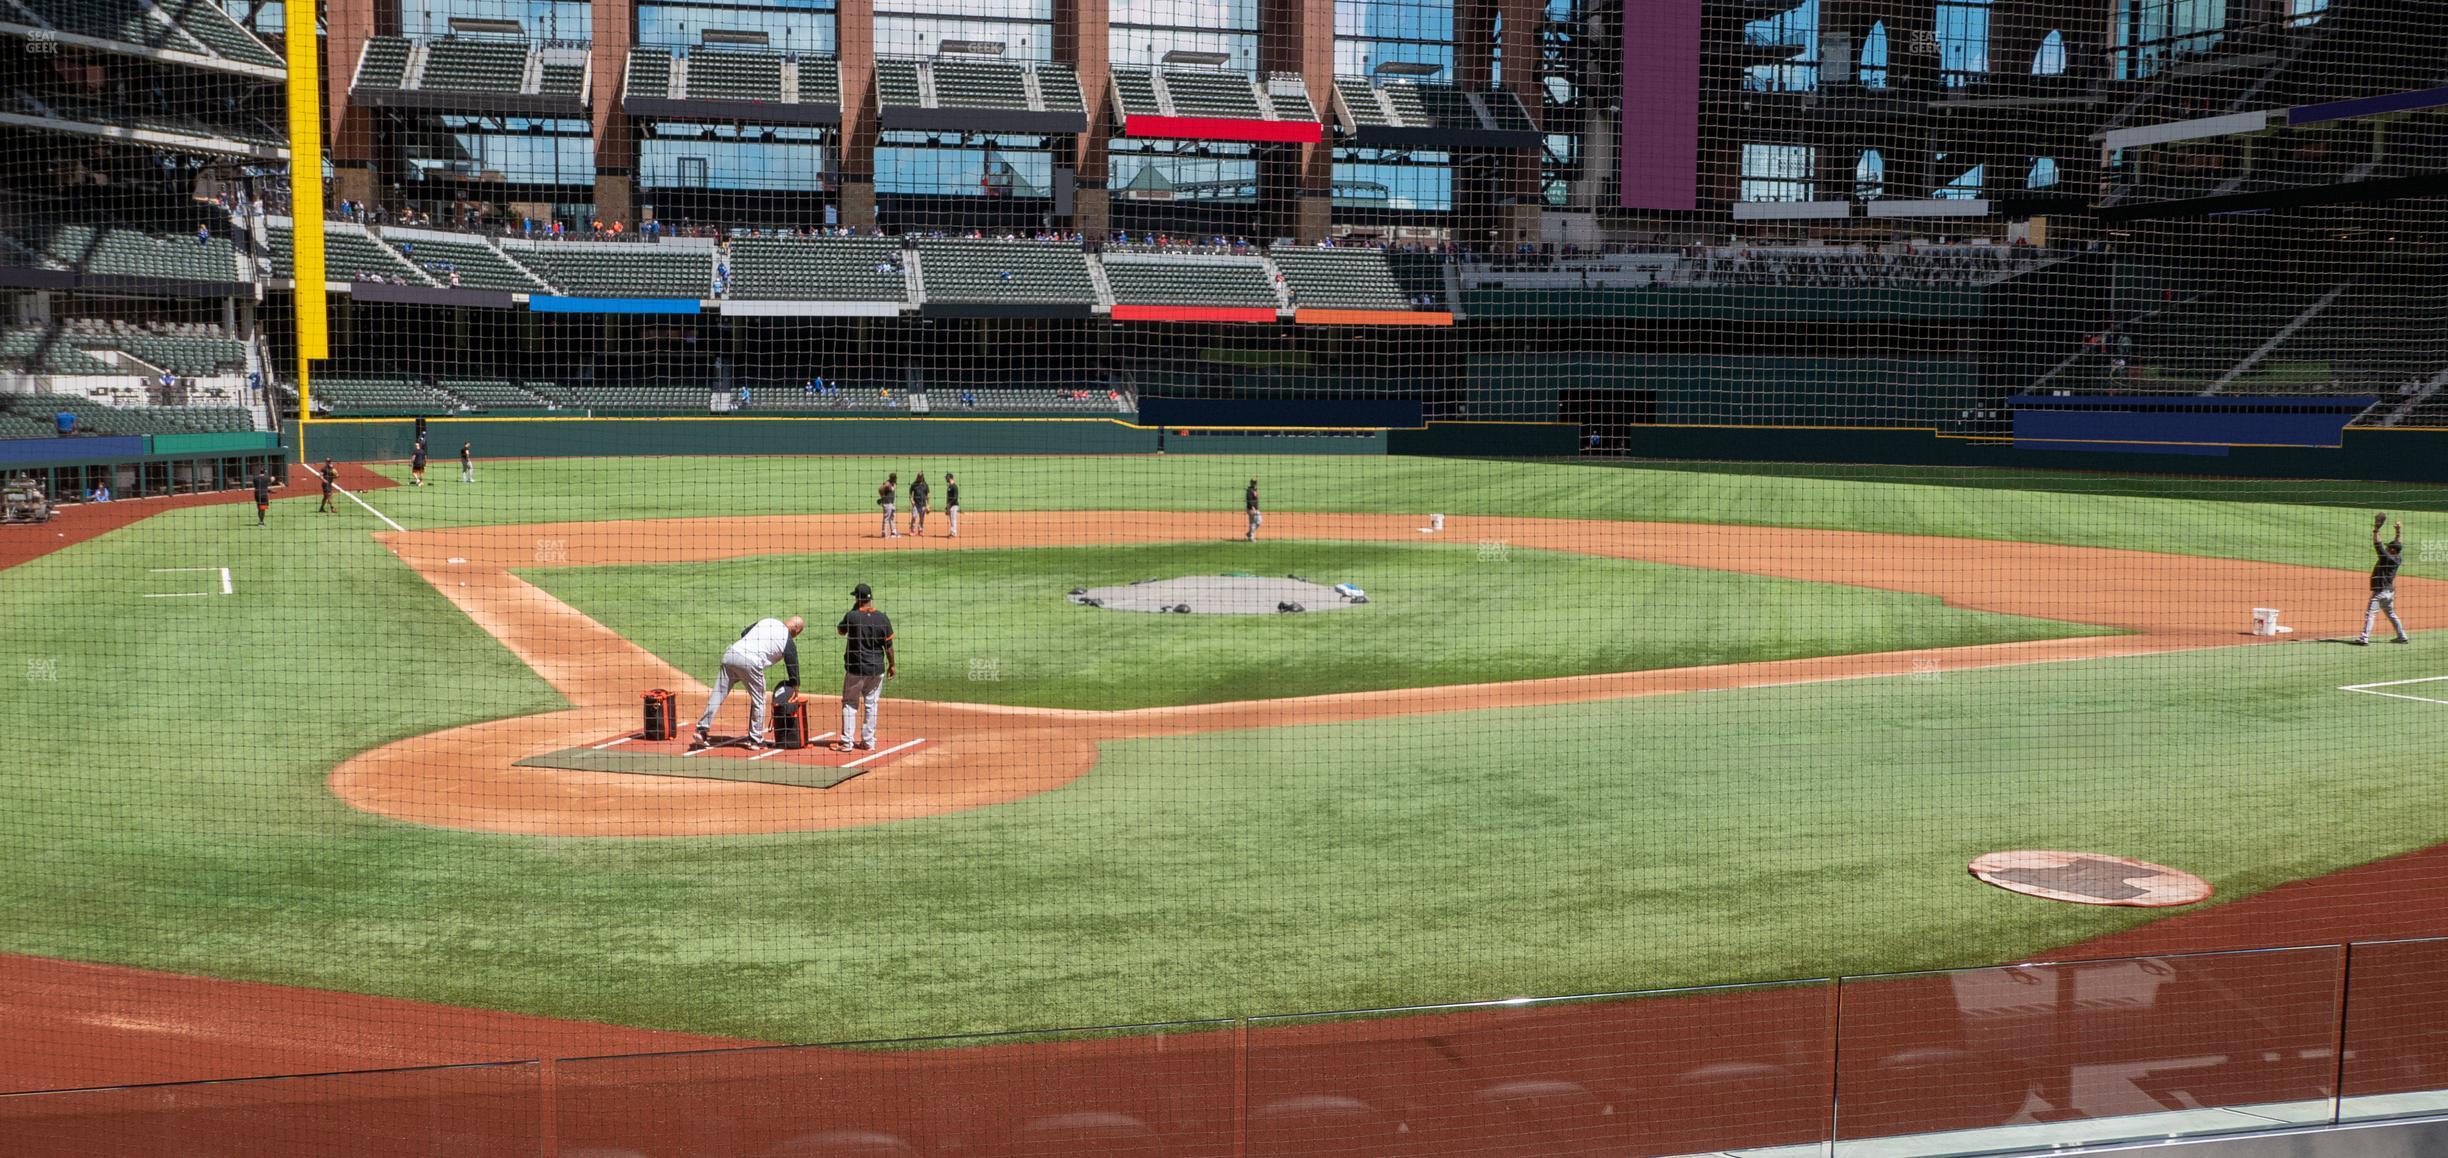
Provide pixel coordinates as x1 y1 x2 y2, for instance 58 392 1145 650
1107 68 1322 144
1327 78 1540 150
622 46 840 125
872 57 1088 135
351 35 591 118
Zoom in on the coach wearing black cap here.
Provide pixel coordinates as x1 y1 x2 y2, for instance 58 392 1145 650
835 582 896 752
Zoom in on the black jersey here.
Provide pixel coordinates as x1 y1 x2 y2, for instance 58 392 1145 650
838 608 895 675
2375 540 2405 592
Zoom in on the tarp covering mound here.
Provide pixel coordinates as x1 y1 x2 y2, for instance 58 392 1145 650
1073 576 1369 615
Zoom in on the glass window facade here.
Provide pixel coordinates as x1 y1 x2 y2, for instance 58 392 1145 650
875 0 1051 58
1935 0 1988 88
2114 0 2227 80
401 0 590 40
1110 0 1259 71
1335 0 1454 78
1743 0 1817 93
637 0 837 52
1740 142 1813 201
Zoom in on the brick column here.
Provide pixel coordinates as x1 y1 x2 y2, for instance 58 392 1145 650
325 0 379 209
837 0 878 227
592 0 636 225
1055 0 1108 236
1261 0 1334 240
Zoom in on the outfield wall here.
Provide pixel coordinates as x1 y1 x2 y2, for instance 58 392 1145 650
1602 425 2448 484
300 418 1161 461
297 418 1429 461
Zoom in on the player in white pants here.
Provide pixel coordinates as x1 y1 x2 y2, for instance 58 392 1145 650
691 615 804 749
945 472 960 537
878 473 899 538
835 583 896 751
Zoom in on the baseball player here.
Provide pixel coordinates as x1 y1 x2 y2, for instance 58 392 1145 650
2358 514 2413 645
1244 478 1261 542
250 466 271 527
316 459 337 513
690 615 804 750
945 472 960 537
459 441 474 484
878 473 899 538
835 583 896 752
409 438 428 487
909 474 931 536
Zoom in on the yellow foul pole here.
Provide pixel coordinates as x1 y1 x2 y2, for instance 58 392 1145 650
283 3 329 463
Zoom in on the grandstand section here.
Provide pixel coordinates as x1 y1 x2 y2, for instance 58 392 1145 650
349 36 591 116
1102 253 1281 322
512 240 714 299
723 237 907 313
1107 68 1323 143
913 238 1097 318
871 57 1089 134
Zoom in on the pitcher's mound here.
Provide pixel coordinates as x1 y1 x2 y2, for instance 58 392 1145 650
1074 575 1368 615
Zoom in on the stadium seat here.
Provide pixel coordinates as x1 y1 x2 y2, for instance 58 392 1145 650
419 38 530 95
914 239 1094 306
516 244 714 298
684 49 786 103
1268 247 1412 311
384 233 551 292
727 238 907 303
1102 255 1279 310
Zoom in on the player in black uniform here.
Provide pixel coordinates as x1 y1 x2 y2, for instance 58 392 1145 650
2358 513 2412 645
1243 478 1261 541
835 583 896 751
909 474 930 536
459 441 474 484
316 459 337 513
944 472 960 537
250 467 271 526
410 438 428 487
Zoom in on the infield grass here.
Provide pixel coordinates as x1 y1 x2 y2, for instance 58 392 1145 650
524 541 2098 709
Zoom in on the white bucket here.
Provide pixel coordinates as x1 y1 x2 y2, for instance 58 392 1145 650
2251 608 2287 636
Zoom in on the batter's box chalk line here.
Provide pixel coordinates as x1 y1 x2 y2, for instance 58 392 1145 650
2339 675 2448 706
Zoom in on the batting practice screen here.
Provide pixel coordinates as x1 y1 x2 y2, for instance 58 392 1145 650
6 0 2448 1154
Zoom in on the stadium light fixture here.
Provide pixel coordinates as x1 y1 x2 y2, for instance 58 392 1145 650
938 40 1007 56
448 17 525 36
1372 61 1442 78
701 28 769 45
1161 50 1231 68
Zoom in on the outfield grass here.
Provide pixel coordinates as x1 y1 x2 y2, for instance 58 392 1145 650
524 542 2097 709
0 457 2442 1047
361 455 2448 576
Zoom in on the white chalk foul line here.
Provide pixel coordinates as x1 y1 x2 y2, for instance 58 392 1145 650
142 592 211 599
2340 674 2448 706
590 735 635 751
149 568 214 573
842 738 924 768
751 732 836 761
220 567 232 595
308 465 405 533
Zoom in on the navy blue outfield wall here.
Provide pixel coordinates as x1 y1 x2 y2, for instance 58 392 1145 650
1600 424 2448 484
295 417 1584 462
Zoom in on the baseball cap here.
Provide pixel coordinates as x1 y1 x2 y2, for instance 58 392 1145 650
852 583 873 600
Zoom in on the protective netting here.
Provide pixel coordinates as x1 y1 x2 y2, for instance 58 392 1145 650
7 0 2448 1154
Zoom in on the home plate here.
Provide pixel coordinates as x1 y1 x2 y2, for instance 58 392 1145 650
515 732 930 789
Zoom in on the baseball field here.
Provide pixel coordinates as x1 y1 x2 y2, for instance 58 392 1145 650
5 451 2448 1096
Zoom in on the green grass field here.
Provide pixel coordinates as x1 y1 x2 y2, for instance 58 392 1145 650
527 542 2096 709
1 455 2442 1043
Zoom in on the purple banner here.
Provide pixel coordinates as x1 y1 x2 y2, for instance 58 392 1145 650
1621 0 1702 211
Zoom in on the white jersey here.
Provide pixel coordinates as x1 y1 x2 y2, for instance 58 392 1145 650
729 617 794 668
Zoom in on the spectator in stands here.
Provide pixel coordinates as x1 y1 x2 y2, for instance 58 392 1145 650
960 390 977 410
87 480 110 503
196 223 211 246
53 409 74 437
